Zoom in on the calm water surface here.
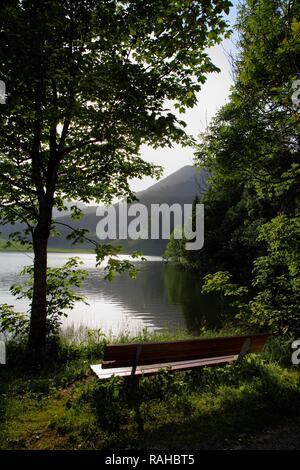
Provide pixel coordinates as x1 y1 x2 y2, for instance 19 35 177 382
0 252 222 337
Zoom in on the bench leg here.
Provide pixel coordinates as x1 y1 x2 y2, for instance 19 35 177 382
128 376 144 434
237 337 252 363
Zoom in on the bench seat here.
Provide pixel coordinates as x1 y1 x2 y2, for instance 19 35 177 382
91 354 239 379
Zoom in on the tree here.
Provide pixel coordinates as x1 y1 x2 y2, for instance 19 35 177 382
166 0 300 334
244 215 300 335
0 0 231 354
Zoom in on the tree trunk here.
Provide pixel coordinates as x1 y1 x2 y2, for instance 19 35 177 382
28 206 52 356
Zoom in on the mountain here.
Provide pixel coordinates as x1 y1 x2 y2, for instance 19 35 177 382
50 165 209 254
0 165 209 255
0 201 87 239
135 165 209 206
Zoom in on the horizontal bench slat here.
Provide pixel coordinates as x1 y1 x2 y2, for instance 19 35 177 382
91 354 238 379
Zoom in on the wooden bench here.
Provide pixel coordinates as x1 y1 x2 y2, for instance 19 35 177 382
90 333 269 381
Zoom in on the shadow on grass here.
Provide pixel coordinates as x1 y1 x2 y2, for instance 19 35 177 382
137 365 300 449
140 392 296 449
91 358 300 450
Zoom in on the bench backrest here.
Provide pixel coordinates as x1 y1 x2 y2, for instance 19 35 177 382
102 333 269 369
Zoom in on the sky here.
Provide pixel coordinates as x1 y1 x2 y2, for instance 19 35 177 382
130 1 239 193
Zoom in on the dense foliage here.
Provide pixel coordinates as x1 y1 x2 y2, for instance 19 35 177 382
165 0 300 335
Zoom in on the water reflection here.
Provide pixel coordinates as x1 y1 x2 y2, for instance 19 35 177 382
163 264 223 332
0 252 223 336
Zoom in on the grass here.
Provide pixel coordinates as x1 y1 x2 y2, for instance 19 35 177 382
0 238 31 252
0 238 95 254
0 328 300 450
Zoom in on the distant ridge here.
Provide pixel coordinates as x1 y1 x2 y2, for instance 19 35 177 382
50 165 209 254
0 166 209 255
135 165 209 206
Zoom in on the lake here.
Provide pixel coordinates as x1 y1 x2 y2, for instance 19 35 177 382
0 252 223 337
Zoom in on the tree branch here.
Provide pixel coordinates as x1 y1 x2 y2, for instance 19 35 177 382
53 221 98 247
